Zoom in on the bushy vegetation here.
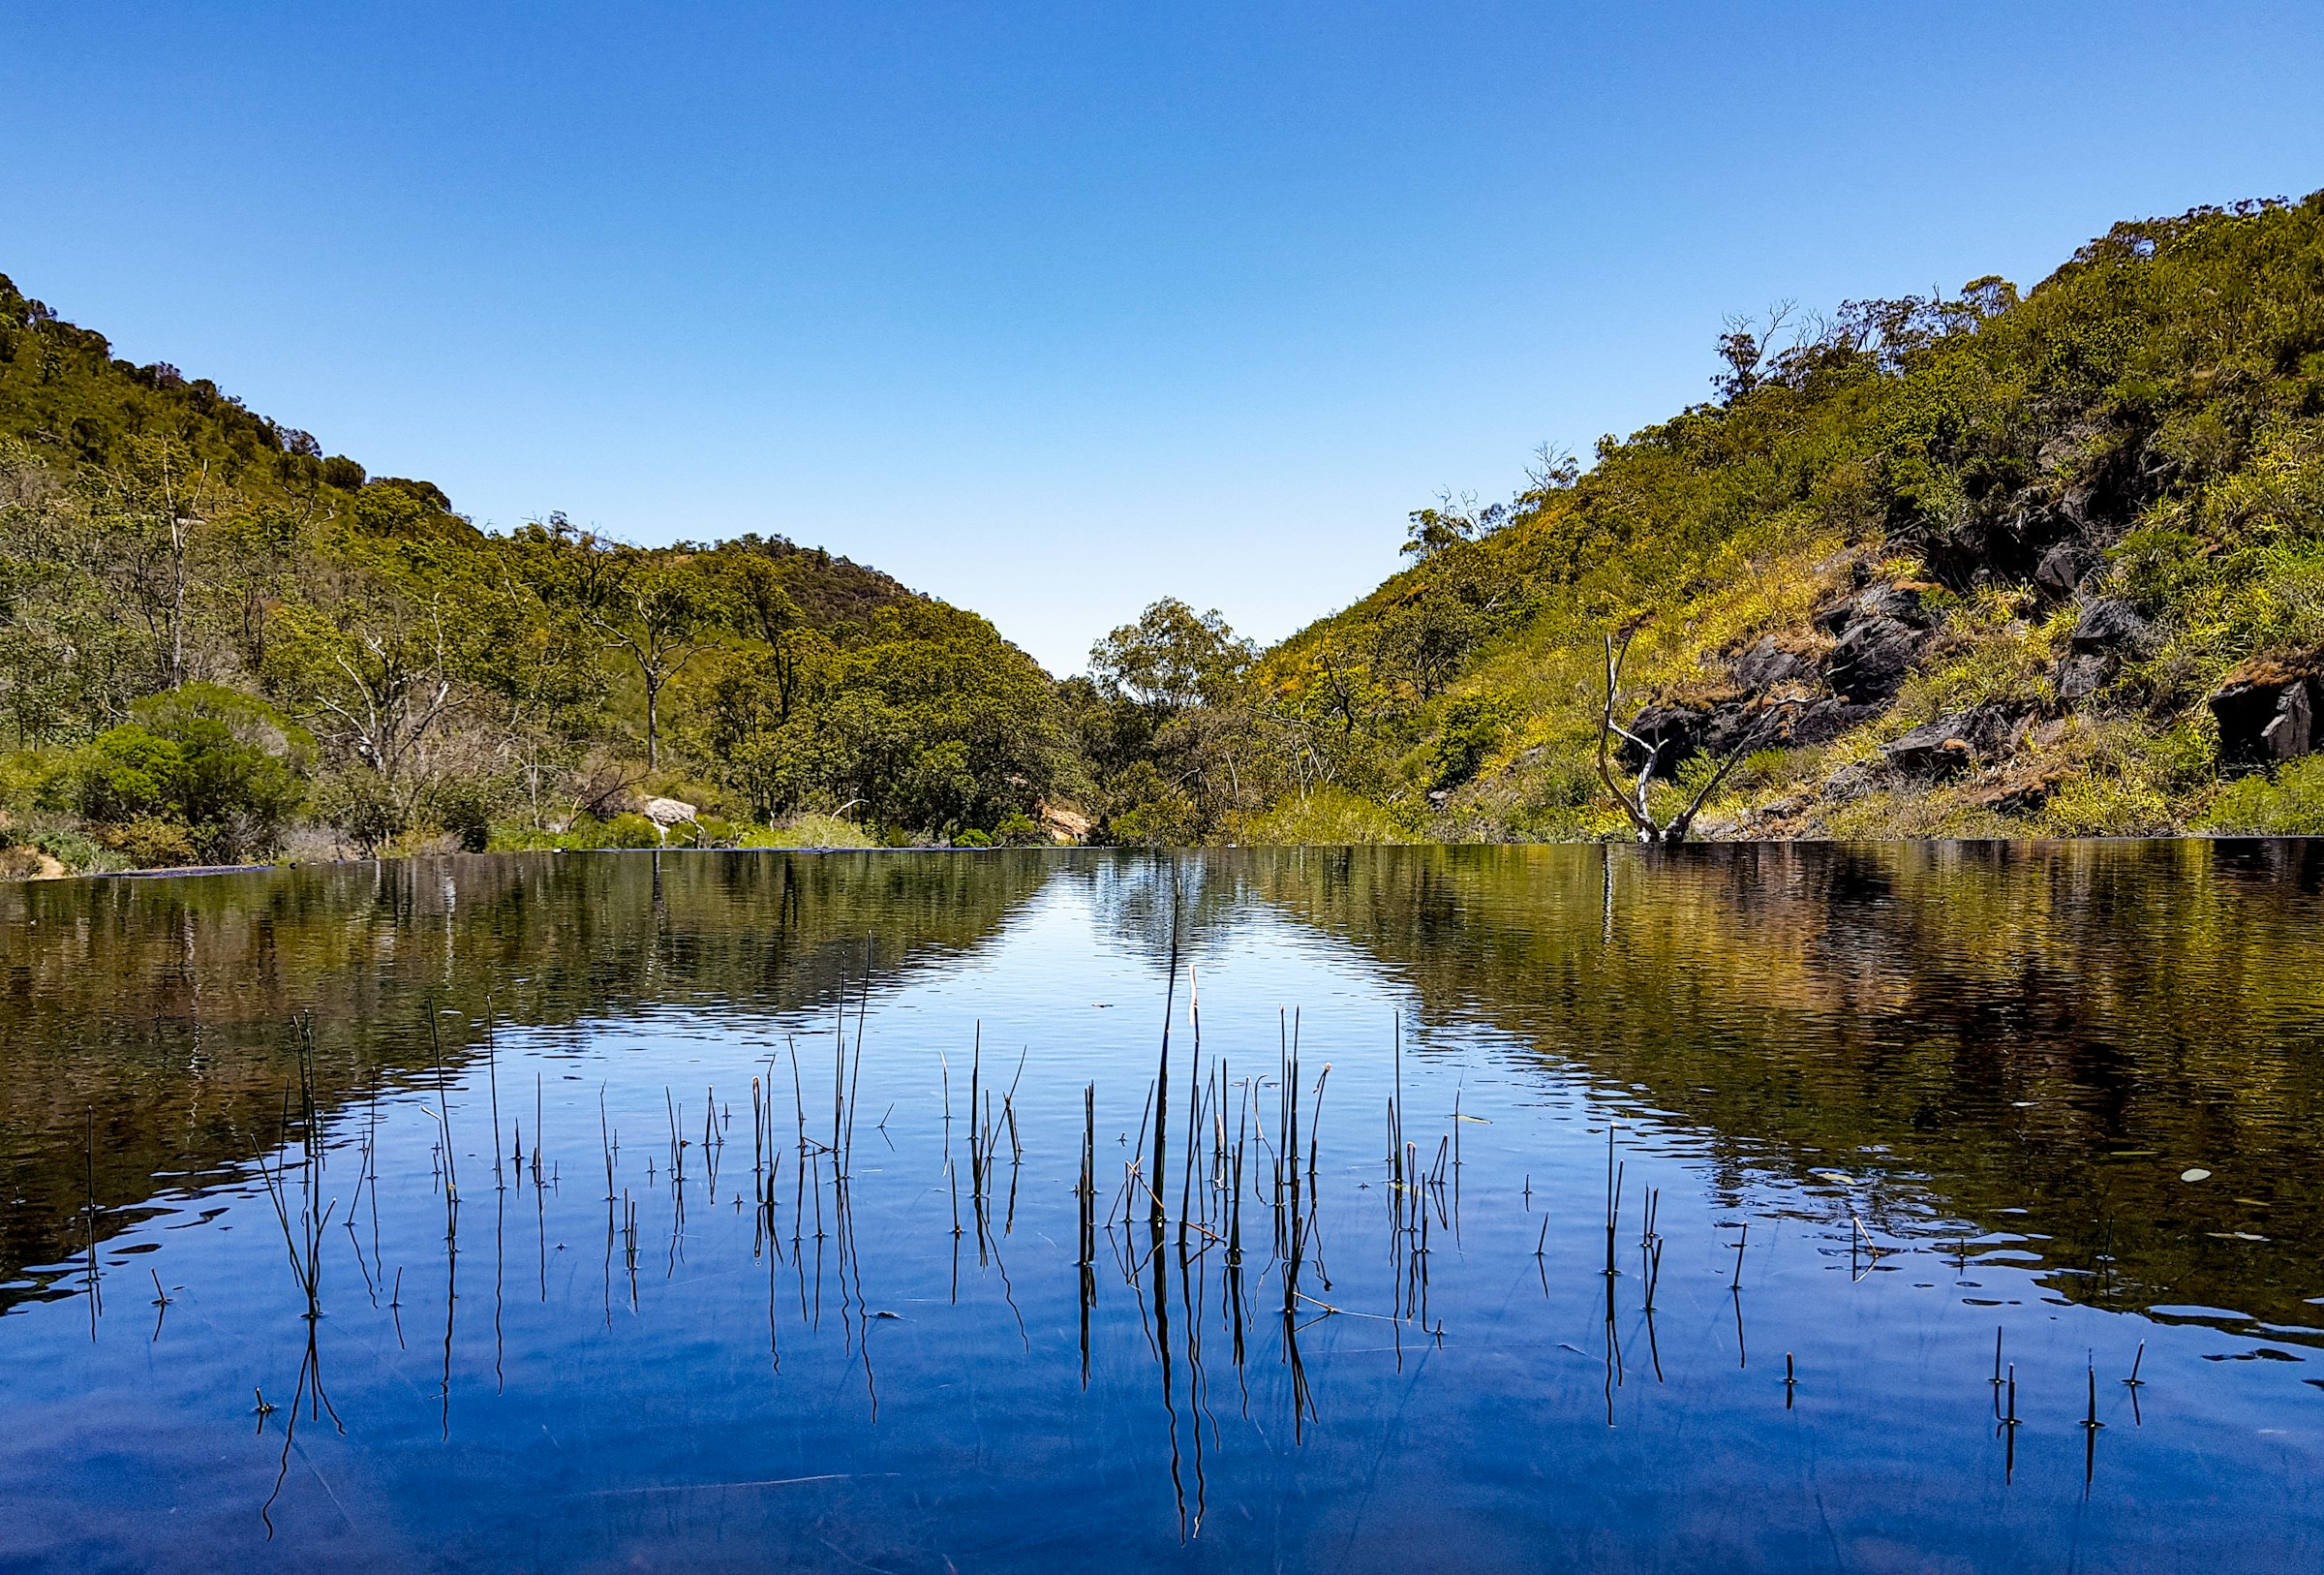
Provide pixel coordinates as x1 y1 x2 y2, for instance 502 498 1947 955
0 276 1081 868
8 190 2324 870
1078 192 2324 842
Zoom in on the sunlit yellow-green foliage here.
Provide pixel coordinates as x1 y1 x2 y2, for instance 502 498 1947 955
1231 786 1413 846
12 193 2324 859
0 272 1080 867
2204 753 2324 833
1222 194 2324 842
736 813 881 849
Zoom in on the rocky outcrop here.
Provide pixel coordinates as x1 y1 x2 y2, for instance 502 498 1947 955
640 796 701 844
1816 583 1938 704
1728 635 1815 690
1037 800 1093 843
2054 597 2157 702
2211 659 2322 768
1616 703 1715 778
1880 706 2029 775
642 795 698 827
1827 617 1927 703
1786 698 1886 747
1911 415 2147 591
1618 695 1811 780
2034 541 2096 602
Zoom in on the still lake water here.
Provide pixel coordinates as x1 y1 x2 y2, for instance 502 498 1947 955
2 844 2321 1572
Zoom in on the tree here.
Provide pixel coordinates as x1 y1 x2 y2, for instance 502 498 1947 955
715 551 810 719
1088 598 1254 714
265 573 459 813
1400 492 1506 561
566 540 714 769
92 433 218 692
1596 618 1802 845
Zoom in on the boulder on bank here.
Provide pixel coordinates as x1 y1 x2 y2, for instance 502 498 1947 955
642 795 697 826
1615 703 1711 778
2069 598 2156 657
1880 707 2028 775
1728 634 1815 691
1827 617 1928 703
2211 659 2321 768
2052 597 2157 702
2034 541 2095 602
640 797 700 842
1812 581 1941 703
1786 697 1886 747
1813 581 1937 637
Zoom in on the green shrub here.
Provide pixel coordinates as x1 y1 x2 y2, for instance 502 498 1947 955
77 685 310 862
2203 757 2324 834
33 826 107 871
736 813 877 849
953 828 994 849
0 750 75 817
1109 790 1203 848
97 813 199 867
601 813 664 848
312 768 406 856
1422 693 1511 791
427 777 508 853
1237 787 1412 846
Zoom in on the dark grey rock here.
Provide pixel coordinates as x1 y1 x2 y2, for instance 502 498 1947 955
1856 583 1935 629
1880 707 2025 774
1821 762 1881 803
2212 669 2321 768
1619 692 1826 778
2068 598 2156 656
1697 703 1780 760
1613 703 1706 778
1827 617 1926 703
2265 684 2313 760
1729 636 1811 691
1881 718 1979 774
1785 698 1885 747
2056 652 2112 703
2034 542 2093 602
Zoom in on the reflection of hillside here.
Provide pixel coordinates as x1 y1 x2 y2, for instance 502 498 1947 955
1241 841 2324 1333
0 849 1052 1297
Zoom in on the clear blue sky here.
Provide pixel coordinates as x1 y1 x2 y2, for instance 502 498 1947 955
4 3 2320 672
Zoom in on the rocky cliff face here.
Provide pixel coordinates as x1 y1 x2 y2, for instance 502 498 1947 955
1620 522 2316 840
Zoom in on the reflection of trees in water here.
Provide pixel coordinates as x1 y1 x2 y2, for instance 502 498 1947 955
1060 850 1252 970
0 849 1054 1297
1241 839 2324 1333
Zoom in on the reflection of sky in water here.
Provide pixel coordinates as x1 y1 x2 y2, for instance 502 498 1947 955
2 847 2320 1571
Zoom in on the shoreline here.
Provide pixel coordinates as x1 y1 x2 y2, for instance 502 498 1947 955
9 831 2319 888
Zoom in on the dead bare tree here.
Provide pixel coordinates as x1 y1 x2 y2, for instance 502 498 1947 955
1597 618 1806 845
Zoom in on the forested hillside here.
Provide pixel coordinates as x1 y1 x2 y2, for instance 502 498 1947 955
8 190 2324 873
0 275 1079 872
1076 192 2324 843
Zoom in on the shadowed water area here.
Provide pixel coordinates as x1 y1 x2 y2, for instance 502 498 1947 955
2 843 2320 1571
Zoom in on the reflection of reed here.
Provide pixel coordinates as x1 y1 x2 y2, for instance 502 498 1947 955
255 1028 346 1536
51 880 2206 1539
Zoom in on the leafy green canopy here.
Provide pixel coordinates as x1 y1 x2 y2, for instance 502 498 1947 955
0 275 1078 861
1075 192 2324 842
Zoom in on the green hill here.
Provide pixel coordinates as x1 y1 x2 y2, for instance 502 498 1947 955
1076 192 2324 843
0 274 1077 870
11 189 2324 871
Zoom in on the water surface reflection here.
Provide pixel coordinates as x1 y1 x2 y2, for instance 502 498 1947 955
1 845 2317 1572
